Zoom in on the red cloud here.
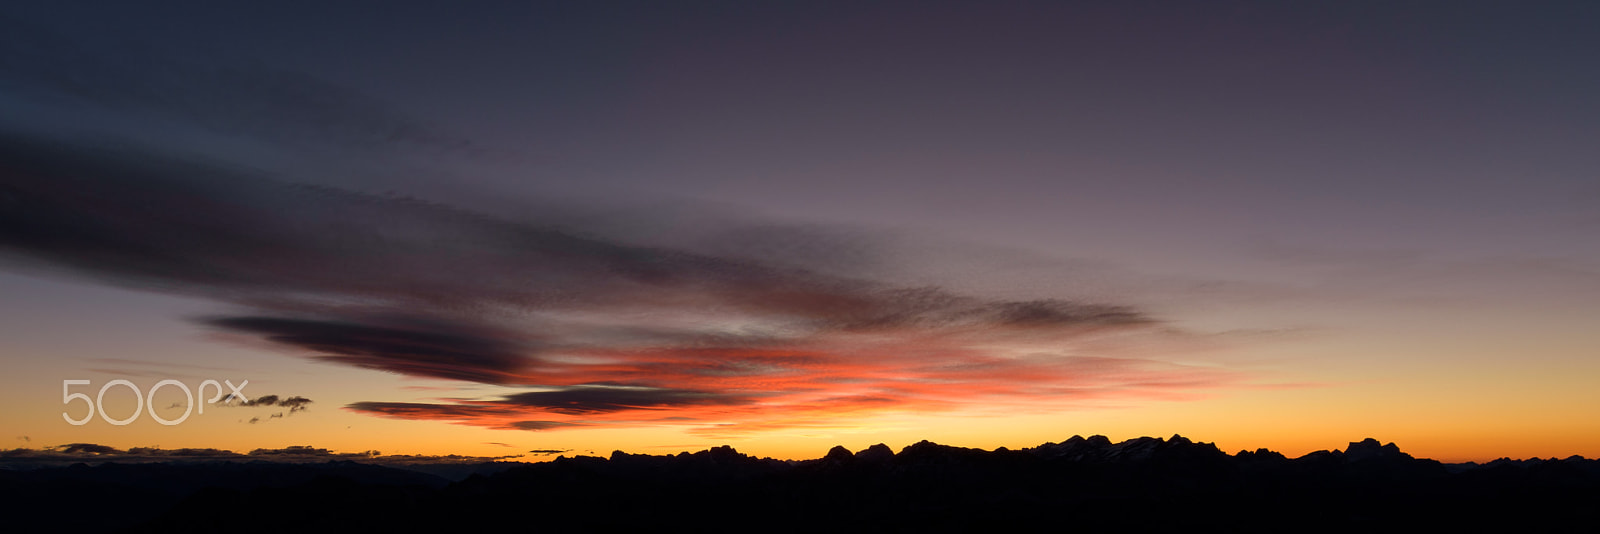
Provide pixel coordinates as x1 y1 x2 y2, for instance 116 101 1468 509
0 140 1251 436
342 331 1243 435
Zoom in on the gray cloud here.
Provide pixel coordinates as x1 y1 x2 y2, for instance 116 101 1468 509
500 386 757 416
347 384 755 428
507 421 585 431
247 445 370 458
204 317 533 384
527 449 571 456
50 443 118 455
0 93 1218 433
219 394 314 413
0 5 1254 436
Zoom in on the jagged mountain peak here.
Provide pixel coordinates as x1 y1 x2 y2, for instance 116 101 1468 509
1237 448 1288 462
1341 438 1410 462
856 443 894 462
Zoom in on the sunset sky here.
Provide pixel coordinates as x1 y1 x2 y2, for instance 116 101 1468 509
2 1 1597 463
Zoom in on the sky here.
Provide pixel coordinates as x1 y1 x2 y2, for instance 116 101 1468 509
1 1 1597 463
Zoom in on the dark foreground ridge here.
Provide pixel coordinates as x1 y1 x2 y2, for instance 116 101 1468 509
5 436 1598 533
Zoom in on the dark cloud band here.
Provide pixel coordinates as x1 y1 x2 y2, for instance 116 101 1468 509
0 117 1226 435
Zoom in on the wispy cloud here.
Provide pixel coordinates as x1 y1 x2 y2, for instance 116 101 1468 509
219 394 314 414
527 449 571 456
0 11 1258 438
0 128 1245 433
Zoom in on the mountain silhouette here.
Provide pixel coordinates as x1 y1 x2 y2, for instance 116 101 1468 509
4 435 1597 532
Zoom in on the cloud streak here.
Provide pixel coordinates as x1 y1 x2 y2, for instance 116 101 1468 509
0 50 1244 434
219 394 314 414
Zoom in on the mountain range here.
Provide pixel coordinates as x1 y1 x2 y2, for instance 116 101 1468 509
5 435 1597 532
